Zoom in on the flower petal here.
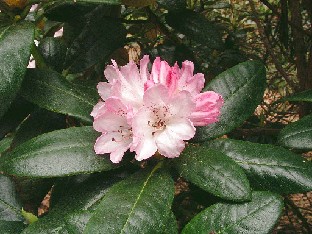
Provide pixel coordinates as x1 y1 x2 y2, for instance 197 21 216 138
154 129 185 158
97 82 112 101
104 62 123 83
94 133 131 163
190 91 224 126
93 112 128 132
134 136 157 161
90 101 105 117
169 90 195 118
143 84 170 106
140 55 150 82
166 118 195 140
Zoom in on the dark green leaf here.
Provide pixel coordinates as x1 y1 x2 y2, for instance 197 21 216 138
162 211 178 234
157 0 186 10
166 10 224 49
277 114 312 150
0 221 25 234
0 126 115 178
20 69 97 124
84 166 174 234
0 22 34 119
182 191 283 234
0 98 34 140
0 136 13 154
12 109 66 148
0 175 25 233
174 144 251 201
22 173 119 234
194 60 266 141
38 37 67 72
0 175 22 221
74 0 121 3
206 139 312 194
122 0 156 7
64 6 126 73
278 89 312 102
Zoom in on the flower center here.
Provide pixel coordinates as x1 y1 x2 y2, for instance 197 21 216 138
148 105 171 134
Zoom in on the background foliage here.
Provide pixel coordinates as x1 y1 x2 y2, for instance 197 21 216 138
0 0 311 233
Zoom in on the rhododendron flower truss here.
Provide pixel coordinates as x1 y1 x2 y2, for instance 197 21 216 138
91 56 224 163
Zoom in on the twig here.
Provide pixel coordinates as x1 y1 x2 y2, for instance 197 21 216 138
249 0 299 91
259 0 311 37
285 197 312 233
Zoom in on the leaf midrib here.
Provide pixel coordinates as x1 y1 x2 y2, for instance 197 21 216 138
120 165 161 233
280 127 312 141
0 199 21 220
234 160 308 170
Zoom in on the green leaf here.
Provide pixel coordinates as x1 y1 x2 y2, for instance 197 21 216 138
174 144 251 201
278 89 312 102
166 10 224 49
182 191 283 234
72 0 121 3
122 0 156 7
22 173 119 234
38 37 67 72
21 209 38 224
277 114 312 150
0 175 25 233
0 221 25 234
206 139 312 194
0 22 34 119
0 175 23 221
64 6 126 73
12 109 66 148
194 60 266 141
20 69 97 124
84 166 174 234
0 126 115 178
162 211 178 234
0 135 13 154
0 98 34 139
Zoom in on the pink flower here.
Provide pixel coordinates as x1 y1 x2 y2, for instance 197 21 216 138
132 84 196 160
91 56 223 163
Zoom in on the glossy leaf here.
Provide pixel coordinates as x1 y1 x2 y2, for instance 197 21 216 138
174 144 251 201
64 7 126 73
166 10 224 49
0 175 25 233
194 60 266 141
84 166 174 234
277 114 312 150
278 89 312 102
12 109 66 148
162 211 178 234
38 37 67 72
0 98 34 140
20 69 97 124
122 0 156 7
0 127 115 178
0 22 34 119
0 135 13 154
22 173 119 234
182 191 283 234
206 139 312 194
